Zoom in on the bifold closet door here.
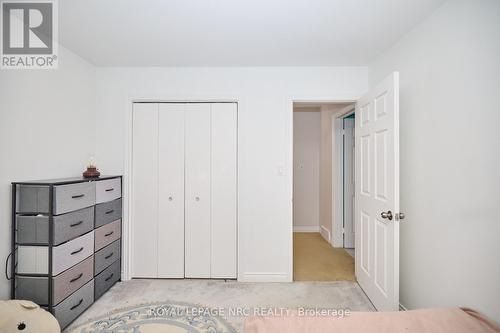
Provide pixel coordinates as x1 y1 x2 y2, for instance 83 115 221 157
133 102 237 279
211 103 237 278
131 103 159 277
184 104 212 278
158 104 185 278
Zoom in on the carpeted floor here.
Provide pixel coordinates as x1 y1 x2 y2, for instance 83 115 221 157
66 279 374 332
293 232 355 281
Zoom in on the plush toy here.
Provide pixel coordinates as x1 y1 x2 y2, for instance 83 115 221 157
0 300 60 333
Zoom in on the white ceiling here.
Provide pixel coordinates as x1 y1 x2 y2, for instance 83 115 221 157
59 0 445 67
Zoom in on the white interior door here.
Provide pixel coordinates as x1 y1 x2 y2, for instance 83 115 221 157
211 103 237 278
158 104 185 278
343 117 355 248
184 103 212 278
131 103 159 277
355 72 400 311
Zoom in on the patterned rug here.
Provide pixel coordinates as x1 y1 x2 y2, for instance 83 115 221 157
69 301 236 333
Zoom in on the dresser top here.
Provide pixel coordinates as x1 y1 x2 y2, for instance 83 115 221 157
12 175 121 186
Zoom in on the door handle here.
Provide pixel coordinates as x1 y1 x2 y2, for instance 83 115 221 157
395 212 405 221
71 247 84 255
381 211 393 220
70 299 83 311
69 273 83 283
195 196 200 202
70 220 83 227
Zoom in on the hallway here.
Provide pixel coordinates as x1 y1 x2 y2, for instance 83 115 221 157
293 232 355 281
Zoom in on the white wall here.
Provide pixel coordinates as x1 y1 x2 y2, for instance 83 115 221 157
94 67 368 282
293 110 321 231
0 46 96 299
369 0 500 322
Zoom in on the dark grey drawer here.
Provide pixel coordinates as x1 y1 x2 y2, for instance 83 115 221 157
15 256 94 305
94 239 120 275
16 182 96 215
15 276 48 305
53 279 94 329
16 207 94 245
95 199 122 228
94 260 120 300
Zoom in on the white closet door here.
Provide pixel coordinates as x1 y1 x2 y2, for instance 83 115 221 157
131 103 158 278
158 104 185 278
184 104 211 278
211 103 237 278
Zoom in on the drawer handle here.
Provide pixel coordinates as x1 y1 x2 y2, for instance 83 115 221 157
70 220 83 227
105 188 114 192
105 273 114 282
104 231 114 237
69 273 83 283
71 194 85 199
70 299 83 311
71 247 84 255
105 210 114 215
105 252 114 260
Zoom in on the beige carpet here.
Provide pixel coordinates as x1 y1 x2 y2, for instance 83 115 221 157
293 232 355 281
65 279 374 332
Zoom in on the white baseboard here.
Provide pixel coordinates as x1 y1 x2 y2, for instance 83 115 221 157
240 272 290 282
320 225 331 242
293 226 320 232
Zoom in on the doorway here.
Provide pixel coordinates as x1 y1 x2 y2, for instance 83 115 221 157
292 102 355 281
289 72 401 310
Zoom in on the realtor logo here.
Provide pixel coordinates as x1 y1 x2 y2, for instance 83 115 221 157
1 0 58 69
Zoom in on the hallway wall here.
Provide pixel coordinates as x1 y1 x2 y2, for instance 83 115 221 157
293 110 321 231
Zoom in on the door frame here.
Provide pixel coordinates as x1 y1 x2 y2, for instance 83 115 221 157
286 96 358 281
332 104 356 248
123 96 240 282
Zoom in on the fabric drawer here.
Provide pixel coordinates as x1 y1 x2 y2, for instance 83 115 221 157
53 231 94 276
16 207 94 246
15 256 94 305
95 199 122 228
16 183 96 215
95 219 121 251
95 178 121 204
17 232 94 275
94 239 120 276
16 185 50 213
53 255 94 305
53 182 95 215
16 185 49 213
15 276 48 305
17 245 49 274
94 259 120 300
53 279 94 329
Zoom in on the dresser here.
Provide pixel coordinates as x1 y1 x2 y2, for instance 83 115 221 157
11 176 122 329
